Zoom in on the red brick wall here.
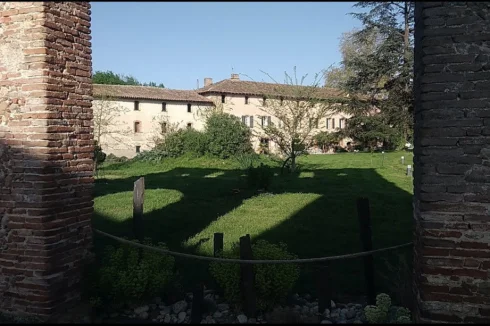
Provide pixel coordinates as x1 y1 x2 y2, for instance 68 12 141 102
0 2 93 317
413 2 490 323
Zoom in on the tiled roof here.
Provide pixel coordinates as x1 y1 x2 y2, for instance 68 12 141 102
93 84 214 103
197 79 348 100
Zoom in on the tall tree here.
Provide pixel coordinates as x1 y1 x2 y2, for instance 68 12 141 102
332 2 415 148
93 70 165 88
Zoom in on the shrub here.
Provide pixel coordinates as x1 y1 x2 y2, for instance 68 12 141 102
364 293 412 324
163 128 209 158
106 153 129 163
209 240 299 312
247 163 274 191
205 112 253 159
86 238 175 309
235 152 260 170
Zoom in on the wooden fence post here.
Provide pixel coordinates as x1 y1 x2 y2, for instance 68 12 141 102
356 197 376 305
317 264 332 314
133 177 145 242
214 233 224 257
239 234 257 318
191 283 204 324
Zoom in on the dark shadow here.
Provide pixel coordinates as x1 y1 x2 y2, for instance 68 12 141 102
92 161 413 303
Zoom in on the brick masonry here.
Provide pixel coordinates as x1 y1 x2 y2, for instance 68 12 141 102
0 2 93 318
414 2 490 323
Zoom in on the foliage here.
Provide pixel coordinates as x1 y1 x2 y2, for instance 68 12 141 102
338 115 399 151
163 128 209 158
247 163 274 191
364 293 411 324
209 240 300 312
94 141 107 166
205 112 253 159
105 153 129 163
249 67 344 172
379 253 413 311
314 131 343 152
87 238 175 309
234 152 261 170
330 2 414 147
93 70 165 88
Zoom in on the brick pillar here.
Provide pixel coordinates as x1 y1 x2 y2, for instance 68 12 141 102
414 2 490 323
0 2 93 318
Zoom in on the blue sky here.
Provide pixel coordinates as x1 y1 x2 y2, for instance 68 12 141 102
91 2 362 90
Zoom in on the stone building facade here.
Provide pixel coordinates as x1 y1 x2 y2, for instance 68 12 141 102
0 2 93 317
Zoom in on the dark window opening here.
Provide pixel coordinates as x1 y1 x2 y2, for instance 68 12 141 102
280 97 284 105
187 123 192 129
262 97 267 106
187 103 191 113
245 96 249 104
221 95 226 103
134 101 139 111
161 122 167 133
332 118 336 129
162 102 167 112
134 121 141 133
136 146 141 153
259 138 270 154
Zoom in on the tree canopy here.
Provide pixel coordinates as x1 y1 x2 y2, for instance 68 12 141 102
92 70 165 88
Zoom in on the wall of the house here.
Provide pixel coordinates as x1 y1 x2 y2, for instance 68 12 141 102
94 99 213 158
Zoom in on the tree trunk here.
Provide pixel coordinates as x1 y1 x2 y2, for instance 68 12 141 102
291 154 297 172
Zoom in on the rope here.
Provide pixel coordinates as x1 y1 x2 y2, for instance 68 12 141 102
93 229 413 265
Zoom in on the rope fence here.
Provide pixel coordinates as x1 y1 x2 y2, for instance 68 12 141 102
93 228 413 265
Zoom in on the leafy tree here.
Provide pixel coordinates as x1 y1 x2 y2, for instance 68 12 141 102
330 2 414 148
314 131 343 153
205 112 253 159
338 114 399 151
93 70 165 88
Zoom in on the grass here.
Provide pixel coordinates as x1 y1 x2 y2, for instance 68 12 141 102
93 151 414 303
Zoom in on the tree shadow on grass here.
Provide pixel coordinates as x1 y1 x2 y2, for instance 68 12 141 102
92 163 413 303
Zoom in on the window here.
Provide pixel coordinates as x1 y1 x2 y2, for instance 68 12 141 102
162 102 167 112
262 97 267 106
241 115 254 128
134 121 142 133
280 97 284 105
339 118 344 129
221 94 226 104
259 138 270 154
134 101 139 111
260 116 272 127
135 146 141 153
326 118 331 129
245 96 249 105
161 122 167 134
187 103 191 113
186 122 192 129
332 118 336 129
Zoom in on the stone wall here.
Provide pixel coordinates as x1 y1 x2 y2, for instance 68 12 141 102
413 2 490 323
0 2 93 317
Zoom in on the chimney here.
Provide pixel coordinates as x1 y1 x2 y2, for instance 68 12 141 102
204 78 213 87
230 73 240 80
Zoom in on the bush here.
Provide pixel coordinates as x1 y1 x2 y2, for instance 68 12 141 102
86 238 175 309
209 240 299 312
94 142 107 165
247 163 274 191
106 153 129 163
364 293 411 324
162 128 209 158
205 112 253 159
235 152 261 170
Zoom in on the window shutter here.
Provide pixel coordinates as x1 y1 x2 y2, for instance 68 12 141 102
250 116 254 128
242 115 246 124
268 116 272 126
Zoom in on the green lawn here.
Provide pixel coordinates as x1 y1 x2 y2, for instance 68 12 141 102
93 151 414 302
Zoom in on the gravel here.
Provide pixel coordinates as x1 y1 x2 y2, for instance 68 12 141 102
172 301 188 314
237 314 248 324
